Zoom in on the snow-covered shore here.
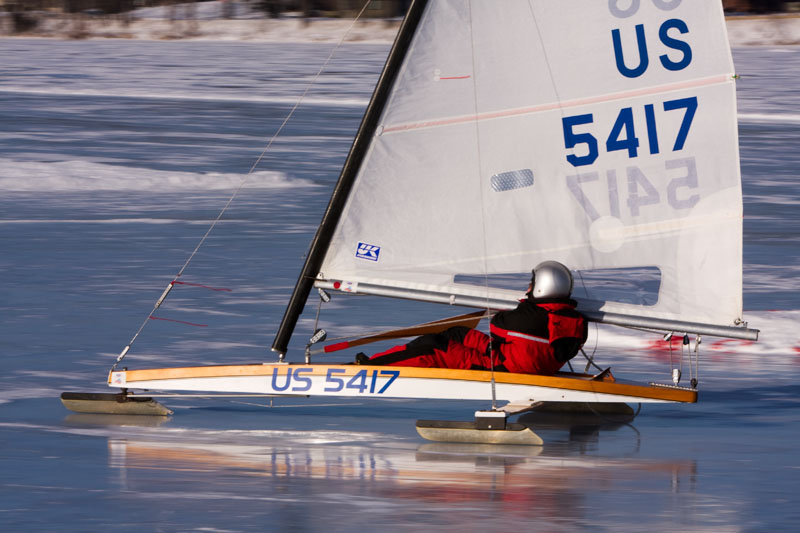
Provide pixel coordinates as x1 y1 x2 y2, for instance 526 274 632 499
1 1 403 44
2 2 800 45
0 12 402 44
726 13 800 45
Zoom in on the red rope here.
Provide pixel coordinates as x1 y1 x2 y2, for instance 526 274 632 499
171 281 232 292
324 341 351 353
149 315 207 328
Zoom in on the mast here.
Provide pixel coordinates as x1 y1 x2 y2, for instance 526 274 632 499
271 0 430 359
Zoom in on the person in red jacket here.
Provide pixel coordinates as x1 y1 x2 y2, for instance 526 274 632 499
355 261 587 376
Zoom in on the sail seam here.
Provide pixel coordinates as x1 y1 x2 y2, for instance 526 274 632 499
380 74 730 134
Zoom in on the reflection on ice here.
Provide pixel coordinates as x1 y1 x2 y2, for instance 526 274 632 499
105 425 696 525
65 413 172 429
518 403 642 455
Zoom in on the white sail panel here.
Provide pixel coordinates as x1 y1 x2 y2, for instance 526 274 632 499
319 0 743 328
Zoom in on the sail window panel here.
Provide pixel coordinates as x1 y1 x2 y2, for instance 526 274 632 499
572 267 661 307
455 267 660 308
491 169 534 192
455 272 532 294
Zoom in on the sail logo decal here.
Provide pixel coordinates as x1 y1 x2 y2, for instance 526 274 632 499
356 242 380 262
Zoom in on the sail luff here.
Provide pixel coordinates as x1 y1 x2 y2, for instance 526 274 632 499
271 0 430 357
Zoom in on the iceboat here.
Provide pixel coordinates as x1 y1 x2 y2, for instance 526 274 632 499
67 0 759 444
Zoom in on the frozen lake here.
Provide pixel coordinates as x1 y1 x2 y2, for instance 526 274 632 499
1 38 800 531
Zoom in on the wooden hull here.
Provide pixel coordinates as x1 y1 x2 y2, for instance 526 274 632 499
108 364 696 405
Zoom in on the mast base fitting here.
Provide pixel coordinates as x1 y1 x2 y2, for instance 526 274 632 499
474 409 507 430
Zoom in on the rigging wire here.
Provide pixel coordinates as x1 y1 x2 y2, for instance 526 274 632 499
465 1 499 412
576 270 601 372
528 1 615 383
111 0 377 372
584 401 643 422
526 2 609 380
693 334 701 387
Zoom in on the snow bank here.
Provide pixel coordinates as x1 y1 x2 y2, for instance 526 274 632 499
726 14 800 45
1 3 402 44
0 159 315 191
3 2 800 45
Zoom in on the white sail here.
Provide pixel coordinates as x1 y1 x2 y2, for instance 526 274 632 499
99 1 723 411
317 1 743 331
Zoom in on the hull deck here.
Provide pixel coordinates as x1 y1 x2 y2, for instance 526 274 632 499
109 363 696 405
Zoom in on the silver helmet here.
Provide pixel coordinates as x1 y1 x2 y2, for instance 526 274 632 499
530 261 573 299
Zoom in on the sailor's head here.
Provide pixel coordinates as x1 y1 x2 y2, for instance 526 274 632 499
527 261 573 299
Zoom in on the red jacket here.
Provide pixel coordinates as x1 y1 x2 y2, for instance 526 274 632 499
367 298 586 376
462 298 587 375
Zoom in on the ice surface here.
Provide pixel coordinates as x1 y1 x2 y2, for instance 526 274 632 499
1 21 800 533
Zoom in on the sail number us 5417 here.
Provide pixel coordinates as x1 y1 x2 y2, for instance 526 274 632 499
269 367 400 395
562 96 697 168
